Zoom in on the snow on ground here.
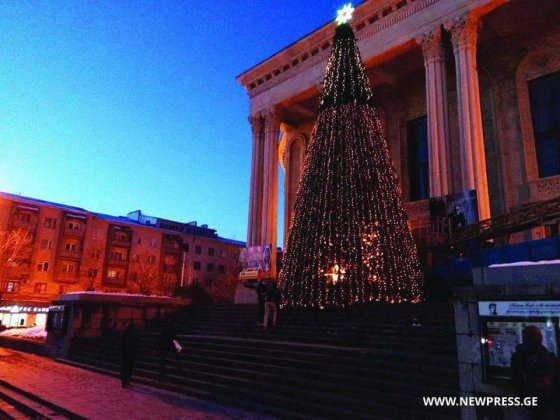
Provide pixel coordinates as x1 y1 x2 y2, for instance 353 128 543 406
0 325 46 340
489 259 560 268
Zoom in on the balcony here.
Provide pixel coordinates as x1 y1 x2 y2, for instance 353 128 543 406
163 264 179 273
164 244 181 254
55 275 79 284
107 257 129 267
11 219 38 231
63 226 86 237
59 250 82 259
103 276 126 286
111 238 131 247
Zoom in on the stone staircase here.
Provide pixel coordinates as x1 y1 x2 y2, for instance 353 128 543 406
61 303 460 419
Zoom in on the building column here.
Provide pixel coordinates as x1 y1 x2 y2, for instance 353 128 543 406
261 106 282 277
247 113 264 246
417 27 451 197
445 14 491 221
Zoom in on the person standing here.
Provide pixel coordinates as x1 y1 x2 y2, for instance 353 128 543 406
256 280 267 324
263 282 281 328
119 321 140 388
158 320 181 381
511 326 557 419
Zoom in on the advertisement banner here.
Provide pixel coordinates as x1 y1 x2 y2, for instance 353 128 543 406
239 244 272 279
429 189 479 231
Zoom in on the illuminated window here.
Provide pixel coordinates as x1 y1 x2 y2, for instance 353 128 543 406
34 283 47 293
44 217 57 229
407 116 429 201
107 270 121 279
37 261 49 272
529 71 560 178
6 281 20 292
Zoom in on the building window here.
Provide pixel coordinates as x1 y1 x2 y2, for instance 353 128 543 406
41 239 53 250
44 217 57 229
68 222 80 230
107 270 121 280
183 243 190 252
148 255 156 264
129 272 138 281
205 278 213 288
195 245 202 254
208 247 215 257
137 236 142 245
407 116 429 201
65 243 78 252
6 281 20 292
529 71 560 178
37 261 49 272
34 283 47 293
194 261 201 270
218 265 225 274
62 263 75 273
16 213 31 222
149 237 158 248
207 263 214 272
87 268 98 278
110 250 124 260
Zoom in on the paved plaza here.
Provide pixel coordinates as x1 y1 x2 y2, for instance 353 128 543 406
0 347 269 419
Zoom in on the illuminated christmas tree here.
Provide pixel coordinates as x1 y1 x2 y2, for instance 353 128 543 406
279 5 423 309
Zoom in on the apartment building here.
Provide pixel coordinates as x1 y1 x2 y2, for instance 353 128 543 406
0 192 243 327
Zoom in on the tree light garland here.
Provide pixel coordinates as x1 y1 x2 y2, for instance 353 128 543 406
278 19 423 309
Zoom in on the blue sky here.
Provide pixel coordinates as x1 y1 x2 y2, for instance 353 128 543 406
0 1 347 245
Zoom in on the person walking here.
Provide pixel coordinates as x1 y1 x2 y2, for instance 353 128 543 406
263 282 281 328
119 321 140 388
158 320 181 382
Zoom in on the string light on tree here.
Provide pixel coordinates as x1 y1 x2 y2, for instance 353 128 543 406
278 5 423 309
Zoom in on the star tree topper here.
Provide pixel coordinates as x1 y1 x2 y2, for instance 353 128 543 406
335 3 355 25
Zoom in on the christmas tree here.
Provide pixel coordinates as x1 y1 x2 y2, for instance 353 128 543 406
278 5 423 309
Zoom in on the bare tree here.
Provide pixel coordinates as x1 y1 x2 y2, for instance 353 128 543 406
82 248 103 291
212 245 242 303
0 228 33 299
128 254 159 295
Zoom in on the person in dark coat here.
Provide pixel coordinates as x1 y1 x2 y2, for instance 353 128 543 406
158 320 181 381
119 321 140 387
263 282 281 328
256 280 267 324
511 326 557 419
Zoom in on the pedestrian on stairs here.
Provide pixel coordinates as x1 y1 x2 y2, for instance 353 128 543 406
256 280 267 324
119 321 140 388
263 282 281 328
158 320 181 382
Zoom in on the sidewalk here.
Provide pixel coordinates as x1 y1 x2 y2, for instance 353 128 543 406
0 347 269 419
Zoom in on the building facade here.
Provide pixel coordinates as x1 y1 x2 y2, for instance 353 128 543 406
237 0 560 262
0 192 243 327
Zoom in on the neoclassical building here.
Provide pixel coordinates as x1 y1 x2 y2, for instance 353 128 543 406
237 0 560 275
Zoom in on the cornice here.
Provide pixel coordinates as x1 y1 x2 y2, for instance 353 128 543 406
237 0 440 98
